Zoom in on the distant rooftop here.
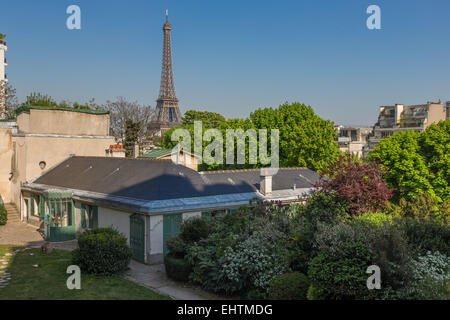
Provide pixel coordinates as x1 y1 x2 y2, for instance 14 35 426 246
138 148 172 159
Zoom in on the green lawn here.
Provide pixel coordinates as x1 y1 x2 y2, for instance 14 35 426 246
0 245 170 300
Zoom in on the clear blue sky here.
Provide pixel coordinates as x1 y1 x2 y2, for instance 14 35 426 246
1 0 450 125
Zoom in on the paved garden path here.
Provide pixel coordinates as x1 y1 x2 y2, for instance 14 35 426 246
124 260 225 300
0 206 45 246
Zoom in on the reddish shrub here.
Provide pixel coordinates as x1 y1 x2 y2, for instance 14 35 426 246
316 156 393 215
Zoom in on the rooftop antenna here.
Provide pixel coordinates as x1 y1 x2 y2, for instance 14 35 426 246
166 9 168 21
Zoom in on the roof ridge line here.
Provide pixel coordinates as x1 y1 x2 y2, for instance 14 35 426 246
200 167 310 174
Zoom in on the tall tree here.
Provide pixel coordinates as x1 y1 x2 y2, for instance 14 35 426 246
162 102 340 172
368 121 450 203
250 102 340 172
123 119 141 157
0 81 19 118
182 110 226 127
101 97 155 146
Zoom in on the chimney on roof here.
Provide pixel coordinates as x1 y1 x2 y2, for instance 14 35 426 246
260 168 272 196
132 144 140 158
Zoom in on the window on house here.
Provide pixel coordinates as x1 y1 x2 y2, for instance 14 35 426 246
351 130 357 141
48 199 73 227
81 204 98 229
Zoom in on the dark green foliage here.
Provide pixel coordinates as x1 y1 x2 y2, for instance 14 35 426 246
180 217 213 243
308 241 373 299
397 218 450 256
0 204 7 225
164 255 192 282
306 285 328 300
309 221 414 299
165 235 187 258
391 192 449 224
301 191 349 226
72 227 132 275
284 192 350 272
182 110 226 127
268 272 310 300
123 119 141 157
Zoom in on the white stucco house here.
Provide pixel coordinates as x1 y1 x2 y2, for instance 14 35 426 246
20 156 320 263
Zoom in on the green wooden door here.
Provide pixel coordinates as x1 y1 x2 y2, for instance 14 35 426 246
130 214 145 263
163 213 183 256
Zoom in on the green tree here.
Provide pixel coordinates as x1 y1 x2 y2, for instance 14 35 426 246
163 102 340 172
250 102 340 172
123 119 141 157
182 110 226 127
369 121 450 203
418 121 450 202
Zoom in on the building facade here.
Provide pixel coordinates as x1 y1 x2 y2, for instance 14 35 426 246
0 106 116 206
335 126 372 158
364 101 448 156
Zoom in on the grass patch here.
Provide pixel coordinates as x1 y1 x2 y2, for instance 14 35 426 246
0 245 170 300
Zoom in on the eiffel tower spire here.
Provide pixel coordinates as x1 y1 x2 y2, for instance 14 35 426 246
151 10 182 134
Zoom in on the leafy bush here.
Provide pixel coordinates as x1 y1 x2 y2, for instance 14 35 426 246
309 221 414 299
389 193 449 224
185 217 291 296
308 241 373 299
164 255 192 282
317 155 393 215
301 191 349 226
216 231 290 295
397 217 450 256
0 204 7 225
353 212 393 227
307 285 328 300
72 227 132 275
166 235 187 258
268 272 309 300
409 251 450 300
180 217 213 243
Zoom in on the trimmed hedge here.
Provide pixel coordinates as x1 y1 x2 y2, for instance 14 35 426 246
0 204 7 225
268 272 310 300
72 227 132 275
164 254 192 282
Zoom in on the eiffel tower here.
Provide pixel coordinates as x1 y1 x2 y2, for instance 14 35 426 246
150 10 182 135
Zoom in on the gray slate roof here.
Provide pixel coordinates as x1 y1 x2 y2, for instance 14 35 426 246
32 156 321 202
